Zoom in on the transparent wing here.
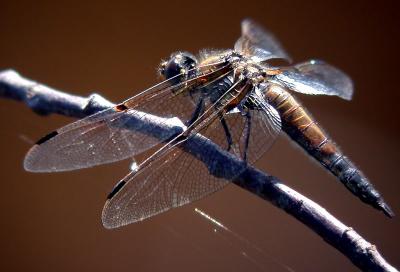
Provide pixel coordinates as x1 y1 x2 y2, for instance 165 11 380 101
102 88 281 229
24 62 232 172
235 18 291 62
240 89 282 164
274 60 354 100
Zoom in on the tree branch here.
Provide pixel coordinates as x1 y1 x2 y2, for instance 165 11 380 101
0 69 397 272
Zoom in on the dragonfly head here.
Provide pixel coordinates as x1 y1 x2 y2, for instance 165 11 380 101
159 52 198 81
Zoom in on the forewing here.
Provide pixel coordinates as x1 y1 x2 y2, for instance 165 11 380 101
102 89 281 228
24 62 232 172
235 19 291 62
274 60 354 100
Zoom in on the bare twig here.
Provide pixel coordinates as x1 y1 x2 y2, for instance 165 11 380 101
0 69 397 272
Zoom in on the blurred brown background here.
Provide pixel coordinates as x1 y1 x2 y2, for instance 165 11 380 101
0 0 399 271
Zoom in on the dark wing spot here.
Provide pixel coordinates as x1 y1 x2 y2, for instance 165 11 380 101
115 103 128 112
36 131 58 145
107 180 126 199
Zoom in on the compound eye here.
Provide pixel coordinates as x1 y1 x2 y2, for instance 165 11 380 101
161 52 198 80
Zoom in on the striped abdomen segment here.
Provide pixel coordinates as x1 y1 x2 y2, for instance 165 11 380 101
264 84 393 217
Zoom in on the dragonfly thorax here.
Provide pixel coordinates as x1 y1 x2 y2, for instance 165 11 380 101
225 52 270 85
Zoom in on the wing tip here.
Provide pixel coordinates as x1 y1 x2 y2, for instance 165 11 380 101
341 84 354 101
23 145 42 172
343 94 353 101
24 131 59 172
23 146 62 173
101 206 116 230
101 180 127 229
241 17 253 25
23 160 36 172
101 199 133 230
242 17 261 26
241 18 259 34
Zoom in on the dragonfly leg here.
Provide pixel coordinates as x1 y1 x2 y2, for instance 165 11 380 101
218 113 233 151
242 110 252 162
186 98 205 127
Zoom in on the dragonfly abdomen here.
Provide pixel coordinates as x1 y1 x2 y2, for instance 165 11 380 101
265 84 394 217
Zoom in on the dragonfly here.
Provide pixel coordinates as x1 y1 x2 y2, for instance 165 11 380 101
24 19 394 229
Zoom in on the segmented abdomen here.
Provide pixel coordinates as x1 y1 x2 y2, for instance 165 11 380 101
264 84 393 217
